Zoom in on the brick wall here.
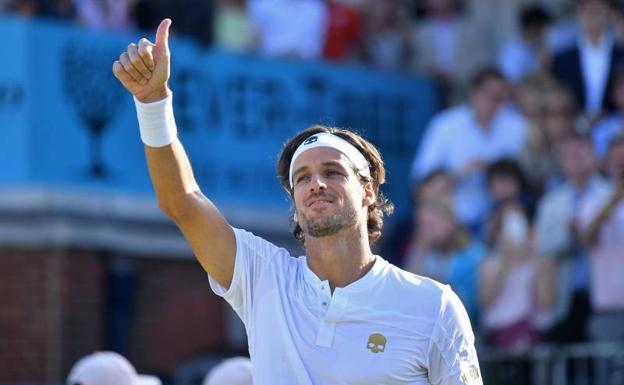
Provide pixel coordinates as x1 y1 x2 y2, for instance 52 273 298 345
0 247 227 382
130 258 226 377
0 248 50 381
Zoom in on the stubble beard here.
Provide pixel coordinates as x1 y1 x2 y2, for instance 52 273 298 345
302 206 359 238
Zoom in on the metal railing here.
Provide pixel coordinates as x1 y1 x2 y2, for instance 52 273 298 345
481 342 624 385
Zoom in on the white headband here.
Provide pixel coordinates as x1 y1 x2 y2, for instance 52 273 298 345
288 133 371 188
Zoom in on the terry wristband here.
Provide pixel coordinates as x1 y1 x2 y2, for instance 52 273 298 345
134 94 177 147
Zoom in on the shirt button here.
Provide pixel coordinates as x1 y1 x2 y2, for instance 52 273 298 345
322 301 327 306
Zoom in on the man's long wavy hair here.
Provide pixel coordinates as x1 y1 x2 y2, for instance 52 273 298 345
277 125 394 245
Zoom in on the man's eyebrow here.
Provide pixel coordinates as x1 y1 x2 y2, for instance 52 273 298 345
292 165 310 180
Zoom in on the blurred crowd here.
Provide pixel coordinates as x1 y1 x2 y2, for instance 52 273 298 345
3 0 624 353
380 0 624 353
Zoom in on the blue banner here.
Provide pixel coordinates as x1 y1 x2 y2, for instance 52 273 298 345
0 16 437 217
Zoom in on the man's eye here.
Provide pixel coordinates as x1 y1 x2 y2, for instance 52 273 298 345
295 175 309 184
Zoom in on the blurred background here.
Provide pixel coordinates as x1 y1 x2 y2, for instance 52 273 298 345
1 0 624 384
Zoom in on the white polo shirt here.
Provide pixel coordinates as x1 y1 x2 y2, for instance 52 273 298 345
208 228 482 385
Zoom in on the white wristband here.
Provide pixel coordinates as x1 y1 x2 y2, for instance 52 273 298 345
134 94 178 147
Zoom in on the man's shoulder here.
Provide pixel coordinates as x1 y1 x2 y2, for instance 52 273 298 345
232 227 294 262
381 262 449 305
427 105 472 134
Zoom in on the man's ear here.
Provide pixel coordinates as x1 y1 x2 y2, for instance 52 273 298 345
362 181 375 207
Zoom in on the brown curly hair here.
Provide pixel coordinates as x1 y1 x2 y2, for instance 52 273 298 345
277 125 394 245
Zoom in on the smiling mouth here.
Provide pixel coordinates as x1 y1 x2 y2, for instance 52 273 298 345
308 199 332 208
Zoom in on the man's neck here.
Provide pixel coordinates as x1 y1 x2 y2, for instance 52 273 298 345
305 227 375 292
583 30 607 47
474 110 494 131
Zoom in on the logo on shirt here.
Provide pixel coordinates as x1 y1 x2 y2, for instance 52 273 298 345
460 364 481 385
366 333 386 353
303 136 318 146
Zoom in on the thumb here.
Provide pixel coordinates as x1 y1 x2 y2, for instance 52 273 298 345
155 18 171 53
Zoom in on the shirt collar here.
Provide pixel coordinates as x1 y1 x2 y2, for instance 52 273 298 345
579 32 613 53
301 255 387 294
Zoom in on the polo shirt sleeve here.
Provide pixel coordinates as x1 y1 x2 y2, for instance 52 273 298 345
427 287 483 385
208 227 283 326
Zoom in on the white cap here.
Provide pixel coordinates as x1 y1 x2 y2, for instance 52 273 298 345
203 357 253 385
67 351 162 385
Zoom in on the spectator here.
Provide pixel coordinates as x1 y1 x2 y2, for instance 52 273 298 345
411 0 490 104
213 0 254 52
133 0 214 44
411 68 527 229
517 81 577 191
414 168 455 206
535 133 609 343
380 169 454 267
360 0 411 71
484 158 536 244
578 136 624 341
248 0 328 59
592 69 624 159
7 0 45 16
402 198 486 325
72 0 134 30
67 351 161 385
203 357 253 385
480 204 556 348
322 0 364 62
552 0 624 124
498 5 553 84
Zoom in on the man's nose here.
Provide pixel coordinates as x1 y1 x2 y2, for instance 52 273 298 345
309 173 327 191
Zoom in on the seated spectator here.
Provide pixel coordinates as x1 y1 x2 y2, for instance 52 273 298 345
72 0 133 30
213 0 254 52
411 68 527 230
484 158 535 243
402 198 486 325
248 0 327 60
322 0 364 62
480 204 556 348
203 356 253 385
380 169 454 266
552 0 624 124
518 81 577 192
360 0 411 71
498 5 552 84
411 0 490 104
67 351 161 385
578 136 624 342
535 133 609 343
592 69 624 159
133 0 214 44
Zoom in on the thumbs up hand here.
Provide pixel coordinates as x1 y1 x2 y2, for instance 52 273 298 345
113 19 172 103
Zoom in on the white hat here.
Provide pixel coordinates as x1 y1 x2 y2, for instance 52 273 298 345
203 357 253 385
67 351 162 385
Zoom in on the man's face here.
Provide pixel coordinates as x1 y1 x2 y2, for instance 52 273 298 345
577 0 611 38
291 147 372 239
471 78 508 121
488 174 520 203
558 139 597 182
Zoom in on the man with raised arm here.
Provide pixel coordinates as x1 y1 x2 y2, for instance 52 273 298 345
112 19 483 385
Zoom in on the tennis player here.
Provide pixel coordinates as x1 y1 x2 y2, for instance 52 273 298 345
112 19 482 385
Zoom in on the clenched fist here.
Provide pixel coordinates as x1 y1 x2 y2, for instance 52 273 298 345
113 18 172 103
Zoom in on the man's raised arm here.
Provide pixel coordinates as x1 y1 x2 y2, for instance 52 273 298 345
112 19 236 288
